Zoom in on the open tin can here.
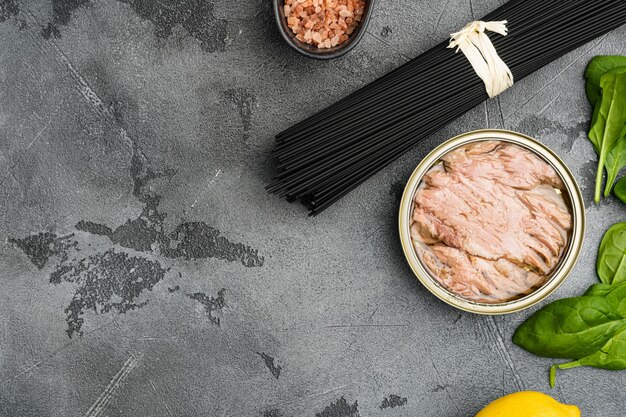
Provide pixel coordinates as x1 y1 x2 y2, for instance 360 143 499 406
399 129 585 314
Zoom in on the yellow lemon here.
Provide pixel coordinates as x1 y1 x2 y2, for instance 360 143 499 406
476 391 581 417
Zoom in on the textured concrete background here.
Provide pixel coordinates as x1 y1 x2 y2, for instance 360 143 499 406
1 0 625 416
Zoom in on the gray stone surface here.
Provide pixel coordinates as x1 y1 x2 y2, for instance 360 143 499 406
1 0 625 416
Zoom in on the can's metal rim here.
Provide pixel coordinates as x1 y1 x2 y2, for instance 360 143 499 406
398 129 586 315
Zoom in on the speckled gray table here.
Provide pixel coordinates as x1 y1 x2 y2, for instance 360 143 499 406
1 1 625 416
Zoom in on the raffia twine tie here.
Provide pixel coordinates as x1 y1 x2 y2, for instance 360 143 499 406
448 20 513 98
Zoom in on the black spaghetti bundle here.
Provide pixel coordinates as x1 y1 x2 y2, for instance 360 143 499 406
267 0 626 215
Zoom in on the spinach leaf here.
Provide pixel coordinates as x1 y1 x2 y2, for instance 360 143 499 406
589 68 626 203
585 283 616 297
603 126 626 196
515 222 626 387
585 56 626 105
512 295 626 359
597 223 626 285
588 101 602 152
549 328 626 387
585 283 626 316
615 175 626 204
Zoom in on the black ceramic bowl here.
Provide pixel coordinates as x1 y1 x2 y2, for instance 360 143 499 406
273 0 375 60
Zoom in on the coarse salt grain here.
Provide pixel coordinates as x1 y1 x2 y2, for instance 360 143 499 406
285 0 366 49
